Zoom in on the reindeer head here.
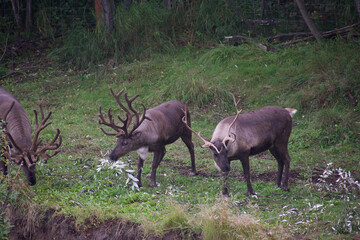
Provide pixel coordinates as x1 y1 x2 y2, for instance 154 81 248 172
98 89 151 161
3 104 62 185
182 93 241 173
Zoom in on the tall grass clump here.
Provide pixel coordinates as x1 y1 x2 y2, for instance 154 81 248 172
50 26 110 69
196 200 276 240
114 1 174 61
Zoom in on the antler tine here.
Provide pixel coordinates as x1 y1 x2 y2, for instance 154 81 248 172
181 103 221 154
31 106 52 152
123 92 151 136
124 92 139 132
98 106 124 136
109 88 131 115
34 129 62 163
222 93 242 148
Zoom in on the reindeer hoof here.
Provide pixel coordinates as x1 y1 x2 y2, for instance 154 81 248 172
149 182 157 187
245 190 256 196
222 187 229 197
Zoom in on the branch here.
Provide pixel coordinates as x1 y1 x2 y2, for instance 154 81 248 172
281 22 360 46
224 35 277 52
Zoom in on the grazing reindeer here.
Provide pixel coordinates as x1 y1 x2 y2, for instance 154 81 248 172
0 88 62 185
183 94 297 196
98 88 196 187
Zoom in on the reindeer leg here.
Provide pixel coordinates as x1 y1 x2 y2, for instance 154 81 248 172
270 147 283 187
149 147 166 187
136 147 149 188
240 156 255 196
181 134 197 176
137 156 144 187
222 172 230 197
271 146 291 191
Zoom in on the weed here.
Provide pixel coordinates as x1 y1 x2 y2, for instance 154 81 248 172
96 151 139 191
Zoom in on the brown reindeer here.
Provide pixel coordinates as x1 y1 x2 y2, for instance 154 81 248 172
183 94 297 196
99 88 196 187
0 88 62 185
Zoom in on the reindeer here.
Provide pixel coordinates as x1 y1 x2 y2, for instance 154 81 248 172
183 94 297 196
98 88 196 187
0 88 62 185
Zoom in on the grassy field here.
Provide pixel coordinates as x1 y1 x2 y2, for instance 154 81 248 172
1 40 360 239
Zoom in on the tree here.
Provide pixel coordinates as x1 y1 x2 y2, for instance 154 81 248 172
294 0 322 42
10 0 32 31
25 0 32 31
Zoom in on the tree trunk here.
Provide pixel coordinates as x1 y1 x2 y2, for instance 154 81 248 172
164 0 171 8
11 0 21 28
260 0 265 19
294 0 322 42
355 0 360 18
25 0 32 31
101 0 115 34
95 0 102 32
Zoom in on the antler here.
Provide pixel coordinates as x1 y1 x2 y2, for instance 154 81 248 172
99 88 151 137
34 129 62 163
30 105 62 163
222 93 242 149
181 103 222 154
98 106 124 136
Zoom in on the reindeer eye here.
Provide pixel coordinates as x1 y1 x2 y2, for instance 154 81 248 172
122 141 128 146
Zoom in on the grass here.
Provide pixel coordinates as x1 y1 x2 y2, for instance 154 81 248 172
1 40 360 239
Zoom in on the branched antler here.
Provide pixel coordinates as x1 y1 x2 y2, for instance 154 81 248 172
99 88 151 137
31 105 62 163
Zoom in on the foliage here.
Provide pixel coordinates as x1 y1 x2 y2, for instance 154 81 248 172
96 152 139 191
0 212 13 240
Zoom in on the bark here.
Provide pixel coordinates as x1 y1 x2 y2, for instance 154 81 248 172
101 0 115 34
355 0 360 18
95 0 102 24
25 0 32 31
260 0 265 19
294 0 322 42
164 0 171 8
11 0 21 27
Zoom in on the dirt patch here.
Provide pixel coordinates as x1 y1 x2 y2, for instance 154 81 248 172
166 155 304 186
7 208 194 240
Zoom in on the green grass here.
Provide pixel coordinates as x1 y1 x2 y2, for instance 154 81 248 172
1 40 360 239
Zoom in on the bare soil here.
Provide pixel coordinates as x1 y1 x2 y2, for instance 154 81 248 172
7 208 197 240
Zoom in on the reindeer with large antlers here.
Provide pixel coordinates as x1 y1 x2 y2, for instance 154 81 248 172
183 94 297 196
99 88 196 187
0 88 62 185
